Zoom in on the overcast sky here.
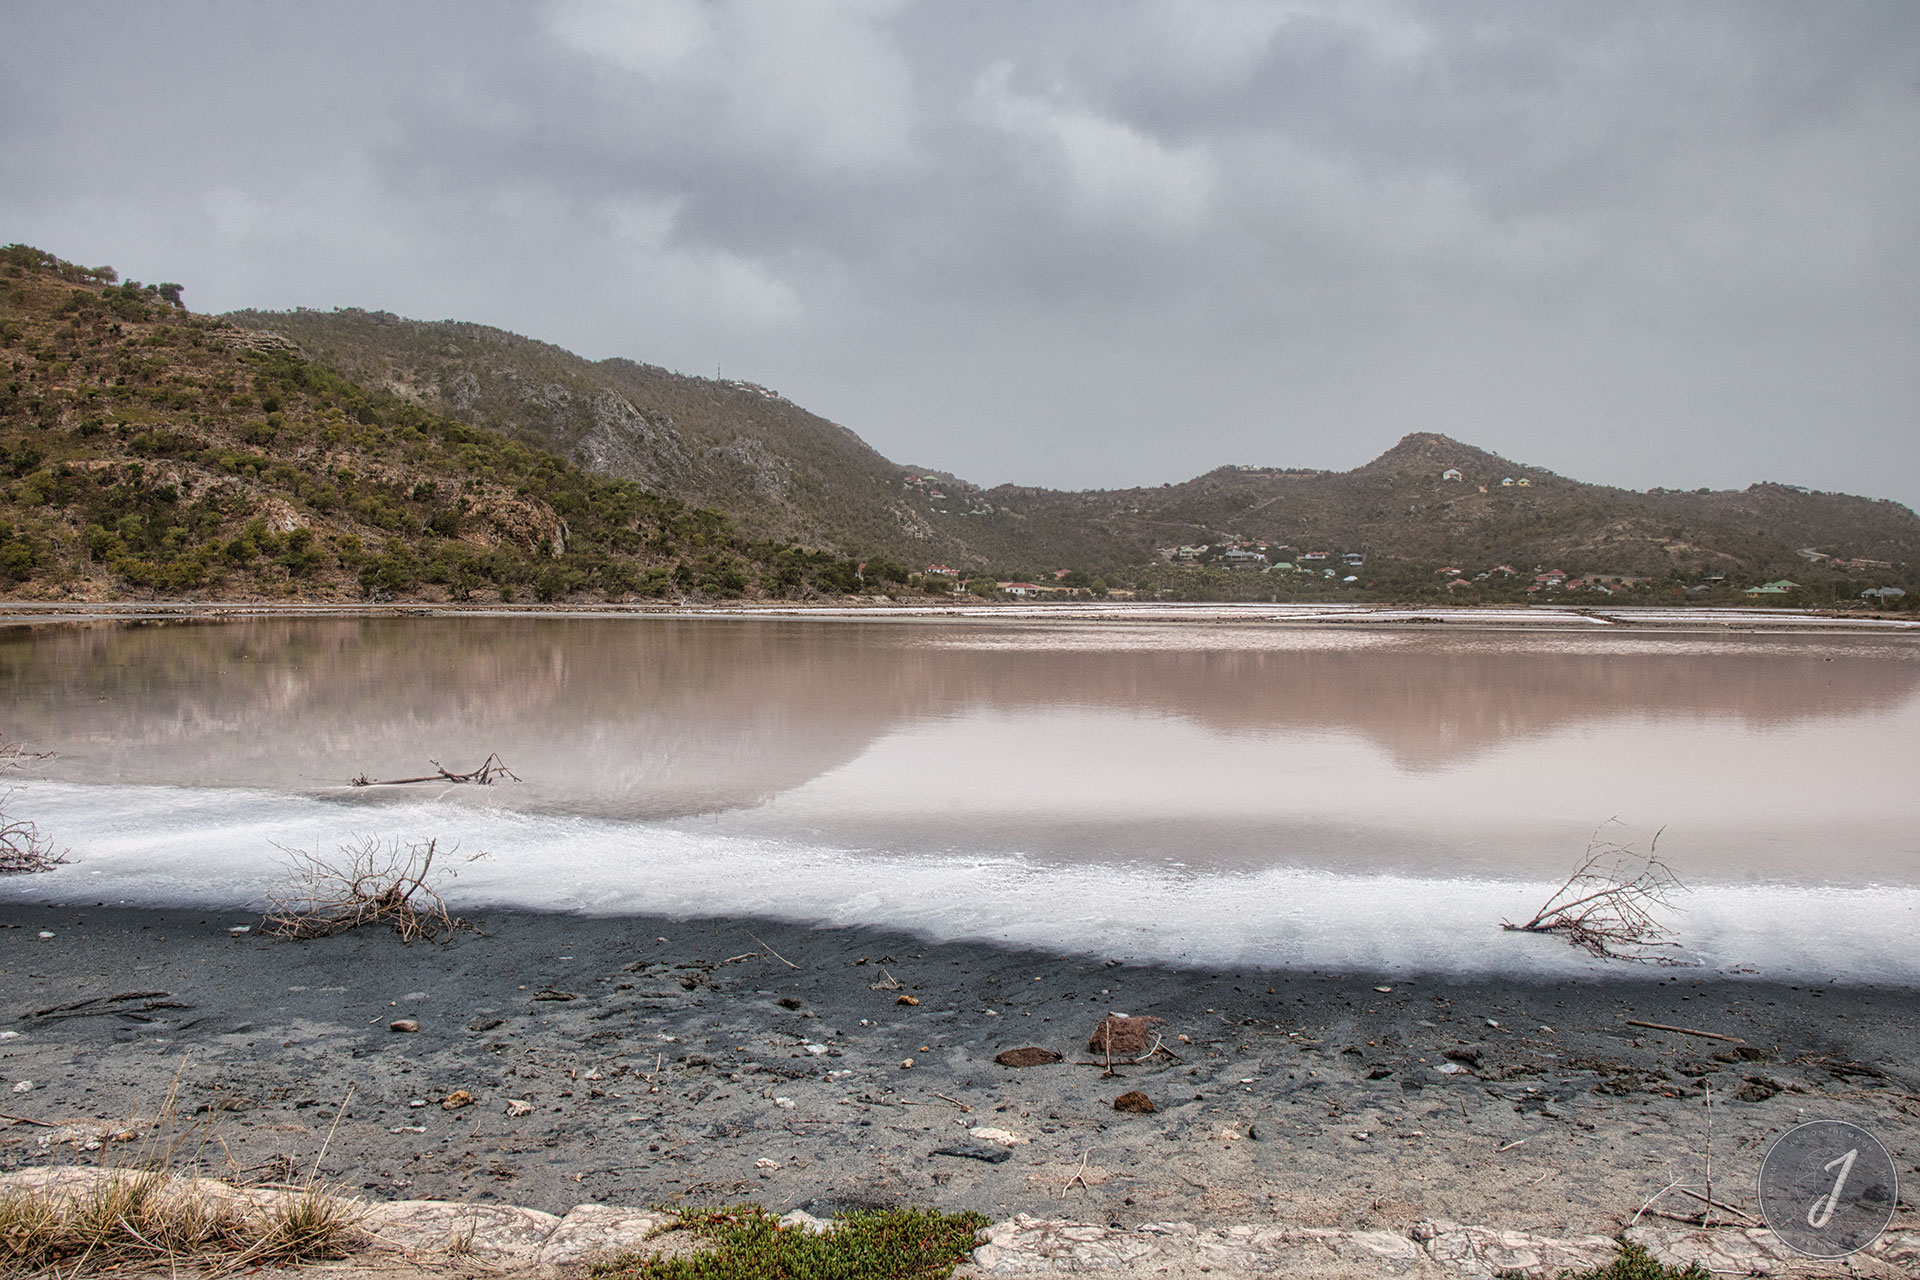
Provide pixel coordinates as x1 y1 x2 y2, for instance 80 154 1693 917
5 2 1917 503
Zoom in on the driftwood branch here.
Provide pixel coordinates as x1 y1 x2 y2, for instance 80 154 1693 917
1502 820 1685 960
1624 1019 1745 1044
744 931 801 969
349 754 521 788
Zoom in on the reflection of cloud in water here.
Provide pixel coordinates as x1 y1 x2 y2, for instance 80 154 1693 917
717 705 1920 883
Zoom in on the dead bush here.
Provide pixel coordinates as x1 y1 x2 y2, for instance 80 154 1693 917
262 835 472 942
0 736 63 875
1503 821 1686 960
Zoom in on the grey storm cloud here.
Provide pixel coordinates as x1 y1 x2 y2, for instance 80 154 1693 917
4 0 1917 502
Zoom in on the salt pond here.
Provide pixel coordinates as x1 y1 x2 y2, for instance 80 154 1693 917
6 615 1918 981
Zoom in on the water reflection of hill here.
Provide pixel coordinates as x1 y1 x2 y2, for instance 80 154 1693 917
930 628 1920 771
3 620 1915 814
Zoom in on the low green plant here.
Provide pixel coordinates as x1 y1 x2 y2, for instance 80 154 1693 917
592 1204 988 1280
1500 1239 1710 1280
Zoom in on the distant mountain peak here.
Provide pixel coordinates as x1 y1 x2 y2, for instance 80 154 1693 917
1356 432 1523 478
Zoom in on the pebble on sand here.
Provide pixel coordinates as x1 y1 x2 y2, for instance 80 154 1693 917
442 1089 474 1110
968 1127 1029 1146
1112 1090 1155 1113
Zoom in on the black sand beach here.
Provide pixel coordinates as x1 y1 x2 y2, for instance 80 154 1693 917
3 904 1914 1237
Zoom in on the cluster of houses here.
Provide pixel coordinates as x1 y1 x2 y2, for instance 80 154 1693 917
1515 569 1644 595
921 565 1134 599
1159 542 1367 579
1441 467 1532 488
1685 574 1907 601
929 557 1906 604
1742 580 1907 601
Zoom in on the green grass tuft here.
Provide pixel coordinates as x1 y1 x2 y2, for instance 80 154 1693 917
591 1204 988 1280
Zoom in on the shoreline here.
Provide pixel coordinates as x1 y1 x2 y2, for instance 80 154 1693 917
5 903 1915 1241
1 597 1916 633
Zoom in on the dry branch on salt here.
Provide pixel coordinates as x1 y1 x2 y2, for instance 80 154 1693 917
1503 821 1686 961
0 803 65 875
0 736 64 875
348 753 520 788
261 836 472 942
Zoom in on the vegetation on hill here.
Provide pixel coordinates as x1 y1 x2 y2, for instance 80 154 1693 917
7 242 1915 608
0 245 894 604
221 305 978 567
983 432 1920 599
221 306 1919 607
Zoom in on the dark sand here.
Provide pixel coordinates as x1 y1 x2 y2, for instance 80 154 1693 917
3 904 1915 1237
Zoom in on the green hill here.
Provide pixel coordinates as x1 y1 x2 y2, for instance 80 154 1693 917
0 245 882 604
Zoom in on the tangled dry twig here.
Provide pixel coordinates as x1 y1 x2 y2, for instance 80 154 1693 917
1503 820 1686 960
0 736 64 875
261 836 471 942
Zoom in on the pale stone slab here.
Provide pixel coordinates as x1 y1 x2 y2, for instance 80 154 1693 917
534 1204 675 1267
974 1215 1428 1275
0 1166 109 1196
1419 1220 1618 1278
973 1214 1165 1272
359 1199 560 1259
1626 1223 1919 1278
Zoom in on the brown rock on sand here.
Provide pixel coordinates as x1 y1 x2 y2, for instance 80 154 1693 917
1112 1091 1155 1113
1087 1015 1165 1056
995 1046 1064 1068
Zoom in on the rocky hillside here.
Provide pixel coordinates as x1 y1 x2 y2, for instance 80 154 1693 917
988 432 1920 583
222 307 1920 595
0 246 881 604
221 306 980 566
